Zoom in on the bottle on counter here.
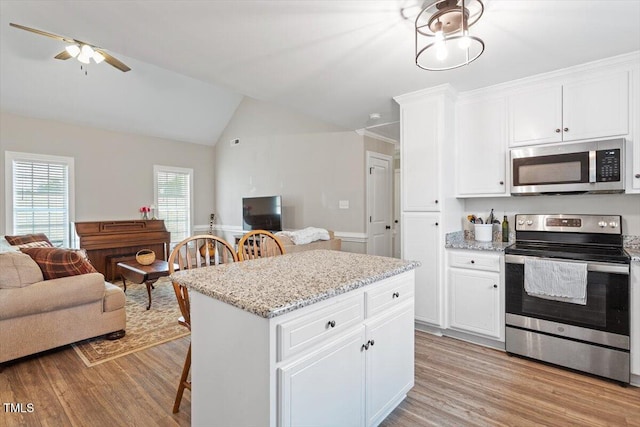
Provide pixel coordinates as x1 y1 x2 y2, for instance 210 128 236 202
502 215 509 243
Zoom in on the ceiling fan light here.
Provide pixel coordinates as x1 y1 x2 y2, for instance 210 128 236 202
77 53 91 64
65 44 80 57
92 51 105 64
81 44 94 57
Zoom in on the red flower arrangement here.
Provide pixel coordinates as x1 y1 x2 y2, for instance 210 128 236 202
139 206 150 219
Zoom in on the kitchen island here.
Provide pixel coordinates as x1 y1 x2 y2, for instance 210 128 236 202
171 249 419 427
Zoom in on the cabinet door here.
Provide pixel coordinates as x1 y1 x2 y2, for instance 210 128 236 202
400 99 440 211
402 212 442 326
509 84 563 146
632 263 639 377
278 328 366 427
365 303 414 427
448 268 501 339
562 71 629 142
456 97 508 196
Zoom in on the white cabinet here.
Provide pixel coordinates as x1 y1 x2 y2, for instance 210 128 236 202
365 302 414 427
276 271 416 427
455 96 509 196
447 250 503 341
400 97 440 212
395 86 464 330
631 262 640 381
509 71 629 147
403 212 442 326
279 328 366 427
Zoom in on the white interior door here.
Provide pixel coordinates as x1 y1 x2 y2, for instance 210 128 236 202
366 151 392 257
393 169 401 258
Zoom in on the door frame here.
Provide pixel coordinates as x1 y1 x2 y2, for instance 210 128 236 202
366 151 393 256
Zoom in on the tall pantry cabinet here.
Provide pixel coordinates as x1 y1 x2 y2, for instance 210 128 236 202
395 85 464 329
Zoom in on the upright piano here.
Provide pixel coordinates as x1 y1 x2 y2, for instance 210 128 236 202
75 220 171 281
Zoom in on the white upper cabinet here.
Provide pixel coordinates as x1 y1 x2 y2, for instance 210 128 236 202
509 84 563 146
399 97 440 212
456 96 508 196
509 71 629 147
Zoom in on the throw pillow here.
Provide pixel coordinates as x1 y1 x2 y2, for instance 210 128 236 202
4 233 53 248
0 251 44 288
20 247 98 280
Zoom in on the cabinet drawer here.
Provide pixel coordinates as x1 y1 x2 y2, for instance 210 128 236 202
449 251 500 272
365 274 415 318
277 295 364 362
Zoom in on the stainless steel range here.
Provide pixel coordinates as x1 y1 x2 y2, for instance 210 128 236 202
504 214 630 383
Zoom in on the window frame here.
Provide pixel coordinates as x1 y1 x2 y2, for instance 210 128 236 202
153 165 194 244
5 151 75 247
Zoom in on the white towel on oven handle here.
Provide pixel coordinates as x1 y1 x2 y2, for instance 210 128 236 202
524 258 588 305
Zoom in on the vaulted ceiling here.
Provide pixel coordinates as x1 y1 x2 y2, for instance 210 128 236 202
1 1 639 145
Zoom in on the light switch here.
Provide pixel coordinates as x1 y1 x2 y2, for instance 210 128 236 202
339 200 349 209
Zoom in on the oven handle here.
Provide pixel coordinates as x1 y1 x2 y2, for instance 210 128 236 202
504 254 629 275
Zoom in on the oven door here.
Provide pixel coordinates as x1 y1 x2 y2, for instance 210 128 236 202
505 254 629 342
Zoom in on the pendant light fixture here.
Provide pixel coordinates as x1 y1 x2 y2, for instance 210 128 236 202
415 0 484 71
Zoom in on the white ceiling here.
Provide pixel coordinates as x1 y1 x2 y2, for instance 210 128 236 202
1 1 639 145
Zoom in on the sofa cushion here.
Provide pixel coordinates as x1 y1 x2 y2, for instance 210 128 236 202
20 247 98 280
103 282 126 313
4 233 53 247
0 272 106 320
0 251 44 289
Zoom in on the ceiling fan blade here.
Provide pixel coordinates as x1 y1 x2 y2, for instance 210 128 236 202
96 50 131 72
10 23 75 43
54 50 72 60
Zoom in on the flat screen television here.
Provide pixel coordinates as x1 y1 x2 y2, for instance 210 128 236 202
242 195 282 231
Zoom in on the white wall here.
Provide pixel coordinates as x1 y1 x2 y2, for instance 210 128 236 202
464 194 640 236
0 112 216 235
215 98 388 253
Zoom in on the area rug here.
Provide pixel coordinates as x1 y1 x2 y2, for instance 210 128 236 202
73 277 189 367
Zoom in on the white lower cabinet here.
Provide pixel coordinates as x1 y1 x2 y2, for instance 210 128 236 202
402 212 442 326
447 250 504 341
278 328 366 427
277 272 416 427
365 303 414 426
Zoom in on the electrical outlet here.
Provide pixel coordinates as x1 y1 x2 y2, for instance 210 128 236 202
230 138 240 147
339 200 349 209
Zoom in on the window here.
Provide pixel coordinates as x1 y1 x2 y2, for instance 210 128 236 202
5 152 75 247
154 165 193 244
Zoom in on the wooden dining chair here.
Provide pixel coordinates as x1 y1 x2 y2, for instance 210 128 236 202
236 229 286 261
168 234 238 413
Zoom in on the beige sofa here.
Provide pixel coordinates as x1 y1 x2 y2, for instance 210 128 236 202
0 251 126 363
277 230 342 253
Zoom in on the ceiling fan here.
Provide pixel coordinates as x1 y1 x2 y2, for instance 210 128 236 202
10 23 131 72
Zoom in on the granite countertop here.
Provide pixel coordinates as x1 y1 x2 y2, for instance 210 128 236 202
626 247 640 262
445 231 511 252
170 249 420 319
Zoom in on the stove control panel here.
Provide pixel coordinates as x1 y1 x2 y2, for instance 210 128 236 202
515 214 622 234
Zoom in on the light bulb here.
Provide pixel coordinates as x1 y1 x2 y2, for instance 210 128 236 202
65 44 80 57
92 51 105 64
77 53 90 64
81 44 94 57
435 30 445 44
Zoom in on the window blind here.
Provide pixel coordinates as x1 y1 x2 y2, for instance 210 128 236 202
12 159 70 247
156 168 191 243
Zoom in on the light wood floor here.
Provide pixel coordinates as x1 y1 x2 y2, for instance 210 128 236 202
2 331 639 426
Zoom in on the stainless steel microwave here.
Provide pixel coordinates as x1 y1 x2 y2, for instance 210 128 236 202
510 139 625 195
